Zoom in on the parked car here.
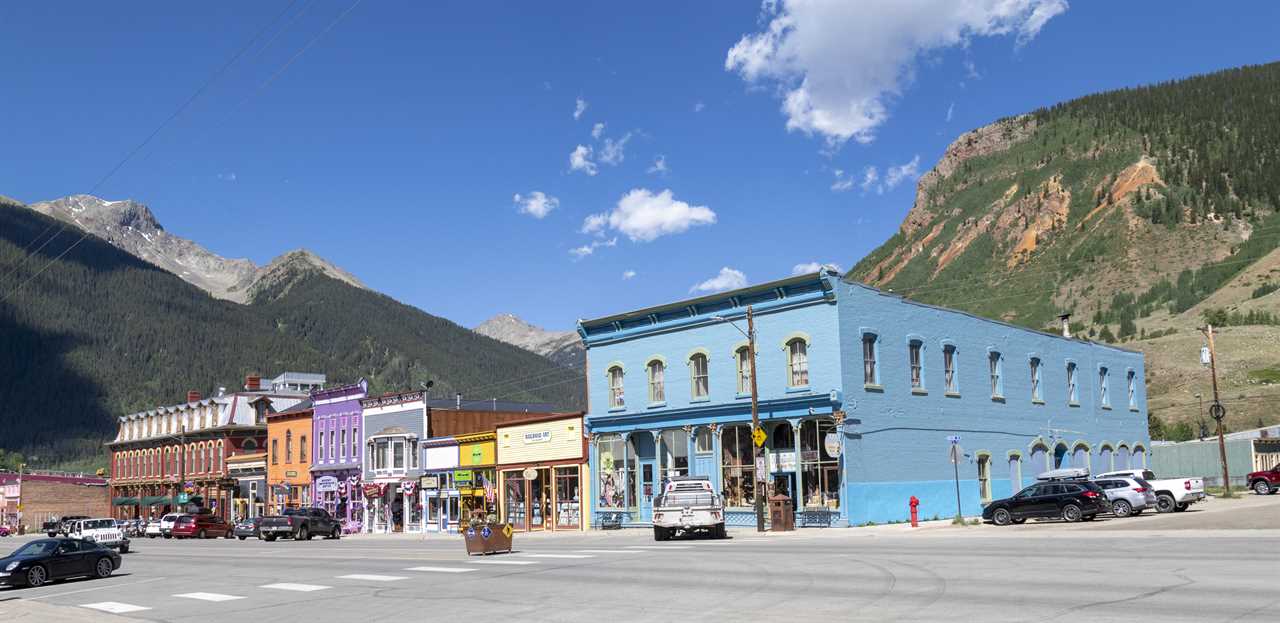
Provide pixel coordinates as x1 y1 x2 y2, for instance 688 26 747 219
1096 469 1205 513
159 513 186 538
42 515 89 537
0 537 121 588
1246 464 1280 495
170 514 232 539
652 476 726 540
1093 475 1156 518
233 517 262 541
66 518 131 553
258 507 342 541
145 519 163 538
0 525 12 537
983 479 1108 525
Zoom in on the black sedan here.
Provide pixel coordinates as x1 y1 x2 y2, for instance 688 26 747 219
0 537 121 588
982 480 1109 525
233 517 262 541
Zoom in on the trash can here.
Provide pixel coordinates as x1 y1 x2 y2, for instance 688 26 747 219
769 494 794 531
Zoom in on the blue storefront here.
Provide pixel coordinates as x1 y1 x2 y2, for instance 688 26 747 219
580 269 1149 526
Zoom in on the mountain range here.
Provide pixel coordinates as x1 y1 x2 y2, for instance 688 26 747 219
474 314 584 369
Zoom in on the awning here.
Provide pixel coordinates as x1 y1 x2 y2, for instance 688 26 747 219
141 496 172 506
112 497 140 506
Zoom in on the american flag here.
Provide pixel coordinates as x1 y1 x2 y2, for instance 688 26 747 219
482 475 495 503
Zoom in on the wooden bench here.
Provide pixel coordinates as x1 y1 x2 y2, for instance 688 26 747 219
597 511 625 530
799 509 836 528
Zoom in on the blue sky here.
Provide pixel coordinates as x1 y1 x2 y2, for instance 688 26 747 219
2 2 1278 331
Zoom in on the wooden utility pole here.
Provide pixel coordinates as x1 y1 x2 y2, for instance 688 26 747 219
747 306 765 532
1201 325 1230 495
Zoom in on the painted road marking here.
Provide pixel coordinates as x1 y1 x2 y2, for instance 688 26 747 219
260 583 331 592
405 566 477 573
523 553 594 559
81 602 151 614
337 574 408 582
468 559 539 565
575 549 642 554
626 545 692 549
174 592 246 602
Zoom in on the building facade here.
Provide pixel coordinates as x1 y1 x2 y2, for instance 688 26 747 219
266 401 314 514
579 270 1150 526
361 391 427 533
496 414 589 532
226 452 266 519
310 380 367 533
1 472 109 532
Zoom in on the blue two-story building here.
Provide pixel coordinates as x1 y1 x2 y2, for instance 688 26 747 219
578 269 1149 526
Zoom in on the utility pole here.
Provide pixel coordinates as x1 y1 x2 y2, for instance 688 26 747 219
1200 325 1230 495
747 306 765 533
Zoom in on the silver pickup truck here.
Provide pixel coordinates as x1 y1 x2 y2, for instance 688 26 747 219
652 476 726 540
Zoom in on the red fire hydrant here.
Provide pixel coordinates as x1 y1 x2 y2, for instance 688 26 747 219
909 496 920 528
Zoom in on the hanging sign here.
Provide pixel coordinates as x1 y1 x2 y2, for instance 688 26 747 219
522 467 538 480
824 432 841 457
363 483 385 498
1200 346 1211 366
316 476 339 493
421 475 440 490
453 469 474 484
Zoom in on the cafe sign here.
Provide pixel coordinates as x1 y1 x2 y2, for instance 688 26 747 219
523 431 552 444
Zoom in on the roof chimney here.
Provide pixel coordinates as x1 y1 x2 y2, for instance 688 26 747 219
217 386 227 397
1058 313 1072 338
245 375 262 391
456 393 462 409
186 390 202 403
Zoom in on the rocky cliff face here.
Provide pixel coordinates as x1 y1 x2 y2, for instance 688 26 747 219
475 314 583 369
24 195 366 304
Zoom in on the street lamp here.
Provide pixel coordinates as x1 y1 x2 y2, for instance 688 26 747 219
712 307 766 533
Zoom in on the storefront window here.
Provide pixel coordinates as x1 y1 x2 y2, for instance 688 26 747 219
503 471 526 529
799 419 840 510
658 429 689 480
597 435 626 508
555 466 580 528
393 440 405 469
696 427 713 453
721 425 755 508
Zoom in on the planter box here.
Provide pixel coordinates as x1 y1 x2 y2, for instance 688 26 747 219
463 523 514 555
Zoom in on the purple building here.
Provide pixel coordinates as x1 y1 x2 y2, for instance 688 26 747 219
310 379 368 532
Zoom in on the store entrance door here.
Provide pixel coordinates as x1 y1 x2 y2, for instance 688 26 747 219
638 461 655 522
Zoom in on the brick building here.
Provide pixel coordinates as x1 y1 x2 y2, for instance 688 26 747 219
0 472 109 532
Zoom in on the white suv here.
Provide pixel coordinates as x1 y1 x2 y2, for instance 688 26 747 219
67 518 130 553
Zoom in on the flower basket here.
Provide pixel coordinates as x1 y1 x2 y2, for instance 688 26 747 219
462 510 513 555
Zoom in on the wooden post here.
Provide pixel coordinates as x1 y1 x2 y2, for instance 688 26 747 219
1204 325 1230 495
748 306 764 532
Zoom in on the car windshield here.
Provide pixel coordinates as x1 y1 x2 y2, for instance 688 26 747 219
1142 470 1157 480
81 519 114 530
176 516 195 524
283 509 305 516
11 540 59 557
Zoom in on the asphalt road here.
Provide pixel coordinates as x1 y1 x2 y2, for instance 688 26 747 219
1 495 1278 622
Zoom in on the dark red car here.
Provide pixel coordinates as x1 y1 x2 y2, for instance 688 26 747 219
1247 464 1280 495
170 514 232 539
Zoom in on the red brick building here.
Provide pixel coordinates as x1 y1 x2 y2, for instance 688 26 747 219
1 472 109 533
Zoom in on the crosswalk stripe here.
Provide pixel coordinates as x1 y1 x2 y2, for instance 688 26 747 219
405 566 477 573
174 592 245 602
261 582 331 592
625 545 692 549
575 549 642 554
523 553 593 559
80 602 151 614
468 559 538 565
337 574 408 581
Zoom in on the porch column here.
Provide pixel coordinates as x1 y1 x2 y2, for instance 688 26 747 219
789 418 803 512
682 425 695 477
621 431 631 518
834 410 850 525
709 424 722 494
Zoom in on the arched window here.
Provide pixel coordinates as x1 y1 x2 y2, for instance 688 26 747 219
862 333 879 385
1116 444 1131 470
1052 442 1068 469
735 346 752 394
243 438 257 451
608 366 625 408
286 430 294 463
197 445 205 474
271 439 279 465
989 351 1004 398
977 454 992 503
1099 444 1114 471
216 440 224 472
647 360 665 404
689 353 709 399
1132 445 1147 468
1009 453 1023 491
1066 362 1079 404
787 338 809 387
1071 443 1090 471
1030 442 1049 471
300 435 308 463
1030 357 1043 402
908 340 923 389
1099 367 1111 407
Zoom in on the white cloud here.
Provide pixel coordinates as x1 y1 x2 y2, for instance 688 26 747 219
591 122 605 139
861 166 880 192
568 237 617 259
583 188 716 243
725 0 1068 146
945 101 955 122
690 267 748 294
217 172 237 182
512 191 559 219
622 269 637 280
963 58 981 79
598 132 632 166
792 261 843 275
569 145 597 176
573 97 588 120
885 155 921 190
694 100 706 112
830 169 854 192
647 155 668 175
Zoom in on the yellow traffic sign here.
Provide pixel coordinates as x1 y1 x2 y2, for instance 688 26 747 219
752 426 767 447
502 523 513 538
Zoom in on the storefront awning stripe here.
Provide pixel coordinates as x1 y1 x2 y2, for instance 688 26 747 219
112 497 140 506
141 495 172 506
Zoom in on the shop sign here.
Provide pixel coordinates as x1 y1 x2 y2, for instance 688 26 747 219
824 432 841 457
363 483 385 498
421 475 440 490
316 476 339 493
453 469 473 484
469 446 485 464
522 467 538 480
524 431 552 444
801 450 820 463
768 451 797 472
285 470 298 478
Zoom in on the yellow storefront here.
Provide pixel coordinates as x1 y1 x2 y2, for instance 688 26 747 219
496 414 589 532
455 433 498 521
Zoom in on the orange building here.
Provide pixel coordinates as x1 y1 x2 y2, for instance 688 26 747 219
266 401 314 514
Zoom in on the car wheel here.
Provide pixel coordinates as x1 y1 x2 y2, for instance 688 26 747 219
716 523 727 539
1011 518 1026 524
298 526 310 540
1254 480 1273 495
992 508 1012 526
264 534 276 542
164 534 172 539
331 528 340 540
26 565 48 588
1112 500 1132 518
238 536 246 540
1155 494 1176 513
1062 504 1083 523
197 529 207 539
1174 503 1188 512
95 557 114 579
47 532 57 538
119 543 129 554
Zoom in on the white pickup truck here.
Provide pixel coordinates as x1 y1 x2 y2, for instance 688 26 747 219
652 476 726 540
1096 469 1205 513
66 518 131 553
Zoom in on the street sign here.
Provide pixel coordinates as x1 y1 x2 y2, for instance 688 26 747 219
754 455 767 477
947 435 961 444
949 444 963 465
752 427 767 447
176 493 189 504
1209 402 1226 421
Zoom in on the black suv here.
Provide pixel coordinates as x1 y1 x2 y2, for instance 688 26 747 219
982 481 1108 525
